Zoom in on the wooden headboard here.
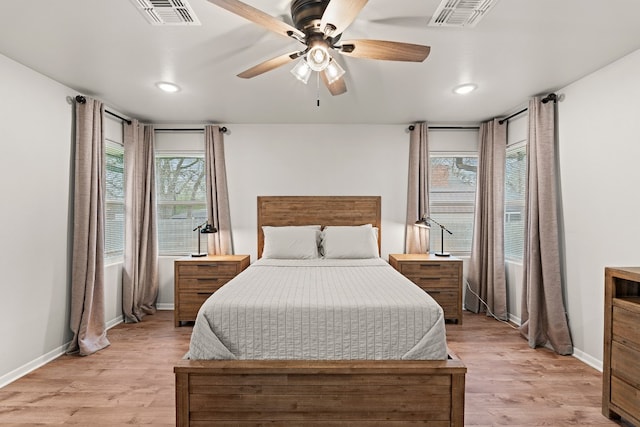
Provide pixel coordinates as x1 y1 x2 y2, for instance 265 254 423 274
257 196 382 258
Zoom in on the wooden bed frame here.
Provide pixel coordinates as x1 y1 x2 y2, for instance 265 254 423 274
175 196 466 426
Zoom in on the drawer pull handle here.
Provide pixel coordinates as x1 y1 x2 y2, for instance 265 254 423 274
197 292 212 296
428 291 441 295
419 277 440 281
196 264 218 267
197 278 218 281
420 264 440 268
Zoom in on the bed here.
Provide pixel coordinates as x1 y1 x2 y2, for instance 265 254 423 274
174 196 466 426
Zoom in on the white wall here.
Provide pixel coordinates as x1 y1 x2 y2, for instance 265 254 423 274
155 125 478 305
0 54 76 386
557 48 640 369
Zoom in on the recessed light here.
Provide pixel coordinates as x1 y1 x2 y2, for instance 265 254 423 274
453 83 477 95
155 82 181 93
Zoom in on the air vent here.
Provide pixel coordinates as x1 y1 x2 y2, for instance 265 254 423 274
428 0 499 27
131 0 200 25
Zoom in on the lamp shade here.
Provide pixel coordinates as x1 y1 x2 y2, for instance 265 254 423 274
291 59 312 84
324 59 345 84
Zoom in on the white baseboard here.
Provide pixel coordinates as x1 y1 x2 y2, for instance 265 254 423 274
157 303 174 310
572 348 603 372
0 315 125 389
505 312 602 371
0 341 70 389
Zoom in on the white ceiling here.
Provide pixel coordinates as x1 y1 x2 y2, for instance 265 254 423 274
2 0 640 125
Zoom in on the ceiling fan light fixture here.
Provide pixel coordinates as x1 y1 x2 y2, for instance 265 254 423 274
453 83 477 95
324 59 345 84
306 44 331 71
290 59 312 84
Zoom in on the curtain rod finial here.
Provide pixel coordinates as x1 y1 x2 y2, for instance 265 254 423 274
75 95 86 104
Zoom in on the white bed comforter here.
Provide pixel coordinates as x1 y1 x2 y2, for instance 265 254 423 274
187 258 447 360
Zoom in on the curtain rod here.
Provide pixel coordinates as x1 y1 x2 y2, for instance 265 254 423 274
407 125 480 132
155 127 229 134
74 96 229 133
498 108 527 125
75 95 132 125
498 92 558 125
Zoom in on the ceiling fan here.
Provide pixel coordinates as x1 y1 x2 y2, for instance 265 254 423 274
207 0 431 96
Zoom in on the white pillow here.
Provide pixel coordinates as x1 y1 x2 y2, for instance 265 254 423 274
262 226 321 259
321 224 380 259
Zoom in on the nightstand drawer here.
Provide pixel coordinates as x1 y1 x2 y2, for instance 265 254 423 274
406 276 459 289
399 262 459 279
389 254 463 324
174 255 250 326
178 277 232 291
177 262 240 278
425 290 458 315
177 291 213 320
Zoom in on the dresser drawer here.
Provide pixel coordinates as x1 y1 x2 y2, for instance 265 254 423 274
399 262 459 279
611 341 640 387
611 375 640 419
177 262 240 278
178 277 232 291
613 305 640 349
177 291 213 320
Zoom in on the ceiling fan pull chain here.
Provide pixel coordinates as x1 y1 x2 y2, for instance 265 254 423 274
316 72 320 107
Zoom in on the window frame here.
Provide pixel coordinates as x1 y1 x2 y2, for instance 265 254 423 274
155 151 207 256
104 139 125 263
428 151 478 256
504 139 528 262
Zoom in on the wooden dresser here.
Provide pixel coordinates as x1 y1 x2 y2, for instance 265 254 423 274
174 255 250 327
603 266 640 425
389 254 463 324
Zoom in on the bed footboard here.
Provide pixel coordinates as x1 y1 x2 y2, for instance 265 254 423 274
175 355 466 426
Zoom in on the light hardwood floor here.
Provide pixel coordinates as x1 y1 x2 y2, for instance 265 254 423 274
0 310 633 426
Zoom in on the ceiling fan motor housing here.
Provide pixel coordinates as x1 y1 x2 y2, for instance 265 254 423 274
291 0 329 33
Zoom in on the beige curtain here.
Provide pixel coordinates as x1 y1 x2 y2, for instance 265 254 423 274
466 119 507 319
519 96 573 355
67 97 110 356
122 121 158 323
405 122 430 253
205 125 233 255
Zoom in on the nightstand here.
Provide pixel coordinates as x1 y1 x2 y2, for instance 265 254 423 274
389 254 463 324
174 254 250 326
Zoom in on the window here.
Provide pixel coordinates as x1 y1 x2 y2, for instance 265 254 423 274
155 154 206 255
504 141 527 261
429 154 478 254
105 141 125 261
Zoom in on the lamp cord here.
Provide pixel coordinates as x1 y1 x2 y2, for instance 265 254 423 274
464 279 518 330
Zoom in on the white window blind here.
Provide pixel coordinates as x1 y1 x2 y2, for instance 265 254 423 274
429 154 478 254
105 141 125 261
504 141 527 261
155 154 206 255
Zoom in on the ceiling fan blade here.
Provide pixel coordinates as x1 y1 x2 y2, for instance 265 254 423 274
340 39 430 62
320 0 369 36
320 71 347 96
237 51 301 78
207 0 305 41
